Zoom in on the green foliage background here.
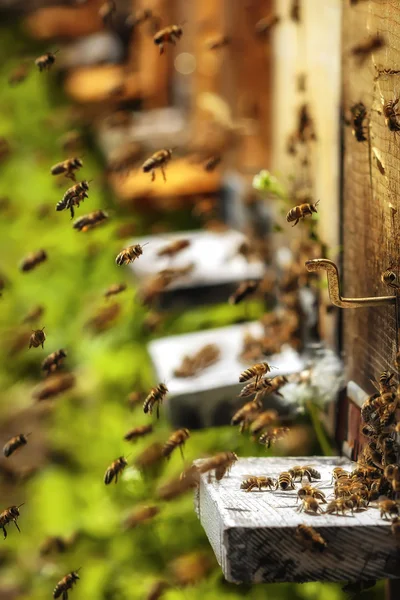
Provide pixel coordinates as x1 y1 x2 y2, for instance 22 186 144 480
0 23 383 600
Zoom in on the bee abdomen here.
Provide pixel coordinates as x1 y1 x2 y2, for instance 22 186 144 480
142 158 155 172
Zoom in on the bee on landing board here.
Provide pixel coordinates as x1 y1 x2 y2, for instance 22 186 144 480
29 327 46 349
297 495 323 515
142 149 173 182
51 158 83 182
295 524 327 552
3 433 30 458
115 243 147 266
154 26 183 55
198 451 238 482
379 499 399 519
162 429 190 459
286 200 320 226
53 570 80 599
240 476 275 492
73 210 109 232
239 362 275 384
275 471 295 490
124 424 153 442
157 239 190 259
143 383 168 419
56 181 90 219
0 504 23 539
104 456 128 484
20 249 47 272
297 485 326 504
288 465 321 482
229 280 259 305
41 349 67 375
35 51 58 72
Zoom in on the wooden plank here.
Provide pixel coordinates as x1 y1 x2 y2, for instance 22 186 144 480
195 456 400 584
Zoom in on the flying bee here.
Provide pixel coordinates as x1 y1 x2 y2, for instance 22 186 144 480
156 467 199 501
53 570 80 599
275 471 295 490
240 476 275 492
84 302 121 333
56 181 90 218
104 456 128 484
35 51 58 72
51 158 83 182
154 25 183 54
239 362 275 384
99 0 116 24
350 102 368 142
22 304 44 325
8 61 30 86
229 280 259 305
157 239 190 259
198 451 238 482
134 442 164 473
40 533 78 556
143 383 168 419
146 580 170 600
127 390 145 409
255 15 280 37
173 343 220 378
286 200 320 227
123 505 160 529
203 155 221 171
260 427 290 449
259 375 288 399
325 498 354 516
297 495 323 514
29 327 46 349
249 410 279 437
0 504 23 539
73 210 109 232
104 283 127 299
3 433 30 458
288 466 321 482
206 35 230 50
41 349 67 375
295 524 326 552
20 249 47 272
231 399 262 433
33 372 76 401
124 424 153 442
239 377 272 398
126 8 154 28
351 34 385 64
115 243 147 266
142 149 173 181
379 498 399 519
297 485 326 503
162 429 190 459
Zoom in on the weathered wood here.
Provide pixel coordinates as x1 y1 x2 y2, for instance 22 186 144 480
195 456 400 583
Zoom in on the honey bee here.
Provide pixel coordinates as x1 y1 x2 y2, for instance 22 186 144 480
20 249 47 272
290 0 301 21
39 533 78 556
156 467 199 501
146 580 170 600
203 155 221 171
288 466 321 482
123 505 160 529
275 471 295 490
239 377 272 398
351 34 385 64
162 429 190 459
0 504 23 539
206 35 230 50
361 423 378 439
259 375 288 399
99 0 116 24
29 327 46 349
379 498 399 519
348 493 368 510
134 442 164 472
154 26 183 54
249 410 278 437
21 305 44 325
124 424 153 442
240 476 275 492
297 485 326 503
104 283 127 299
239 362 275 385
104 456 128 484
286 200 320 227
3 433 30 458
260 426 290 448
231 399 262 433
391 516 400 541
33 372 76 401
173 343 220 378
127 391 145 410
157 239 190 259
84 302 121 333
51 158 83 182
35 51 58 72
297 495 323 514
115 243 147 266
255 15 280 37
229 280 259 305
142 149 173 181
380 436 397 467
41 349 67 375
358 442 384 469
295 524 326 552
198 451 238 482
56 181 90 218
143 383 168 419
53 570 80 599
73 210 109 232
350 102 368 142
126 8 154 29
325 498 354 516
8 61 30 86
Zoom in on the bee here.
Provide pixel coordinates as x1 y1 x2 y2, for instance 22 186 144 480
290 0 301 22
56 181 90 219
297 485 326 503
325 498 354 516
41 349 67 375
259 375 288 399
350 102 368 142
53 570 80 599
40 533 78 556
239 362 275 384
124 424 153 442
3 433 30 458
229 280 259 305
286 200 320 227
73 210 108 232
255 15 280 37
380 436 398 467
8 61 30 86
391 516 400 541
231 399 262 433
35 51 58 72
206 35 230 50
99 0 116 24
332 467 351 483
134 442 164 472
239 377 271 398
379 498 399 519
240 476 275 492
295 524 326 552
126 8 154 29
162 429 190 459
21 305 44 325
0 504 23 539
203 155 221 171
275 471 295 490
84 302 121 333
156 467 199 501
157 239 190 259
249 410 279 437
348 493 368 510
20 249 47 272
29 327 46 349
154 25 183 55
377 370 396 392
104 456 128 485
297 495 324 514
51 158 83 182
127 390 145 410
33 372 76 401
123 505 160 529
198 451 238 482
143 383 168 419
146 580 170 600
115 243 147 266
104 283 127 299
260 427 290 449
361 423 379 439
142 149 173 181
288 466 321 482
351 34 385 64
